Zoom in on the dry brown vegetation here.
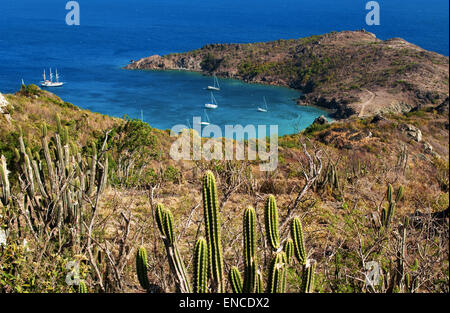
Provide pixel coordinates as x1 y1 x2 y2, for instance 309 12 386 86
1 87 447 293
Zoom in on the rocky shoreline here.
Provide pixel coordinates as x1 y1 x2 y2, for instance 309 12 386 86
125 30 449 119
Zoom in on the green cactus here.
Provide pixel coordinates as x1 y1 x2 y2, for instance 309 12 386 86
301 260 316 293
267 252 286 293
283 239 294 265
396 185 404 203
264 195 280 250
256 270 264 293
229 266 243 293
202 171 224 292
153 204 191 293
163 209 175 245
243 206 257 293
381 184 403 228
387 183 393 203
193 237 208 293
77 280 87 293
291 217 307 265
136 246 150 291
155 203 166 237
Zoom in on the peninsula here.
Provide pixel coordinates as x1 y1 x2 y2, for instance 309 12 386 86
125 30 449 119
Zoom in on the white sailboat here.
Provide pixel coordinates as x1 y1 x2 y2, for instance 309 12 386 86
41 68 64 87
207 75 220 91
257 96 269 112
200 110 211 126
205 92 218 109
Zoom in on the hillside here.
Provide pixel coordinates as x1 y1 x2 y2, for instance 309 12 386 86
126 30 449 119
0 86 448 293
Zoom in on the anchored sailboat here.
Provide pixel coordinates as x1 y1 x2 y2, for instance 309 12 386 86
200 110 211 126
41 68 64 87
257 96 269 112
205 92 218 109
207 75 220 91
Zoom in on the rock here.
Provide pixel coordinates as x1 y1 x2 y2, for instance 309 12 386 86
313 115 329 125
424 142 433 154
348 129 372 141
0 92 8 114
400 124 422 142
0 229 7 247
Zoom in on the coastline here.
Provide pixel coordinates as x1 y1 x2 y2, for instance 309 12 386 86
124 30 449 120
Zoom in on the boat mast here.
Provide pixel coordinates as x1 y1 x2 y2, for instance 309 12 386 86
55 69 59 82
49 68 53 82
43 69 46 81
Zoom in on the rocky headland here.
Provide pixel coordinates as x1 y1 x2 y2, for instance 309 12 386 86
125 30 449 119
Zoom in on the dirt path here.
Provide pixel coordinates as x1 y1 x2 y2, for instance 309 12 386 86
358 89 375 117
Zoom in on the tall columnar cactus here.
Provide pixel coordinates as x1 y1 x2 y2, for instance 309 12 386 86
193 237 208 293
256 270 264 293
155 203 166 236
264 195 280 250
283 239 294 265
243 206 258 293
267 252 286 293
301 260 316 293
202 171 224 292
0 155 10 206
153 203 191 293
387 183 393 203
396 185 404 203
136 246 150 291
77 280 87 293
229 266 243 293
291 217 307 266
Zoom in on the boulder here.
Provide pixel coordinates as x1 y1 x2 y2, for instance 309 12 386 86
400 124 422 142
313 115 329 125
424 142 433 154
0 92 8 114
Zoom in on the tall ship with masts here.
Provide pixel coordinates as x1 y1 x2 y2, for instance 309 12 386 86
40 68 64 87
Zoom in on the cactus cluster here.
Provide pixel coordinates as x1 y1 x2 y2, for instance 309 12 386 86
381 184 404 227
136 171 315 293
13 118 108 232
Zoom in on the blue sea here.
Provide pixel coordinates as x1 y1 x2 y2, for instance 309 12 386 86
0 0 448 136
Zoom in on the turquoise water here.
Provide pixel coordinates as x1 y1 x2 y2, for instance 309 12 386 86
52 69 322 137
0 0 448 136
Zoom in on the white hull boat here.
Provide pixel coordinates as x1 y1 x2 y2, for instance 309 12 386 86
205 92 218 109
200 109 211 125
257 96 269 112
40 68 64 87
207 75 220 91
